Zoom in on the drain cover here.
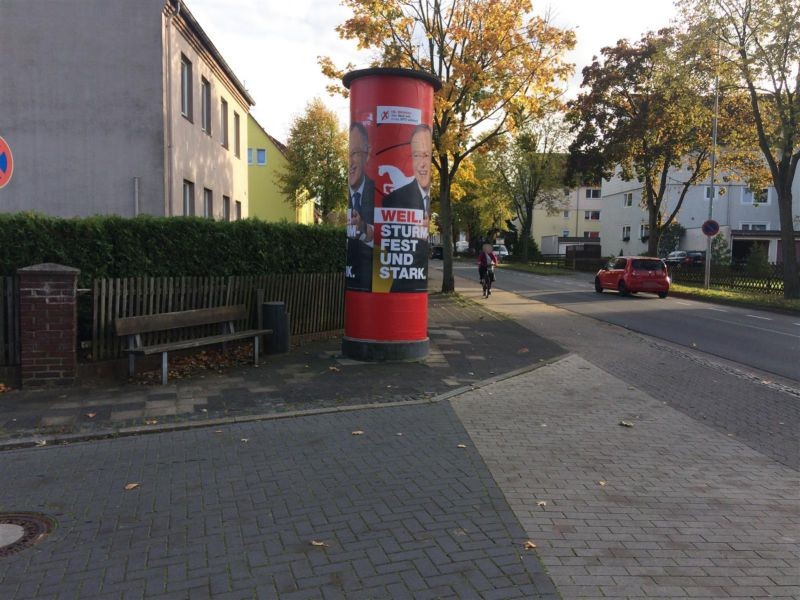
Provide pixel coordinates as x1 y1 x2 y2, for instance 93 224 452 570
0 514 55 557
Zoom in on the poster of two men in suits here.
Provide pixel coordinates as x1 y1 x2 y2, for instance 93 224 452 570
345 122 432 293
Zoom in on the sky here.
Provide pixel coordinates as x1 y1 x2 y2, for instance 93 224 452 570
186 0 678 141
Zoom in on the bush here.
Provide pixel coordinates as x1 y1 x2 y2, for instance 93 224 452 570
0 213 345 285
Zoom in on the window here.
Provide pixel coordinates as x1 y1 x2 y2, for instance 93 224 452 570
182 180 195 216
223 195 231 221
247 148 253 165
203 188 213 218
640 223 650 238
613 258 627 270
256 148 266 165
705 186 719 199
740 223 768 231
623 192 633 207
562 230 570 237
180 55 193 120
585 188 601 199
235 200 242 220
221 99 229 148
621 225 631 241
584 210 600 220
743 187 769 205
201 78 211 133
583 231 599 239
563 210 570 219
234 112 240 158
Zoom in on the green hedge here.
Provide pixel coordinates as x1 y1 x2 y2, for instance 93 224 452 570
0 213 345 284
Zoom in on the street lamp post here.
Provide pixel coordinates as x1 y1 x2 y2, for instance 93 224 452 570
704 47 721 290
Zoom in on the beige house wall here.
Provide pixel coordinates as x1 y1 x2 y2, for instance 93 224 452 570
162 11 249 219
530 186 603 246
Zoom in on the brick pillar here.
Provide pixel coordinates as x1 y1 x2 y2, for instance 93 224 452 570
17 263 80 388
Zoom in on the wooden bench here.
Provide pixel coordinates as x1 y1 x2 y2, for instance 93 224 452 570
114 305 272 385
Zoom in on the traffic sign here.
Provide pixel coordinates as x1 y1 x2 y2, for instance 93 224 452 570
701 219 720 237
0 136 13 189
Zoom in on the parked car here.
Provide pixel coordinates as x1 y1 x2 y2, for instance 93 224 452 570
431 245 443 259
595 256 670 298
686 250 706 265
493 244 509 262
455 240 469 253
664 250 689 266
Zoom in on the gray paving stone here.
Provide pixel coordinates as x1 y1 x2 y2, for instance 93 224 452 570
452 354 800 600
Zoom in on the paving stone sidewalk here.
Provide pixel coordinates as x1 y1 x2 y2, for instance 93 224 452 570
452 354 800 600
0 402 558 600
0 291 564 444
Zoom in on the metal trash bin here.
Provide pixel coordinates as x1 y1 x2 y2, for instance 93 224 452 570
261 301 290 354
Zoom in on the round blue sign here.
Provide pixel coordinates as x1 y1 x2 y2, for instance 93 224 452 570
701 219 720 237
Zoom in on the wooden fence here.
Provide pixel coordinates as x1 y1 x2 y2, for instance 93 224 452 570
91 273 345 361
0 276 20 366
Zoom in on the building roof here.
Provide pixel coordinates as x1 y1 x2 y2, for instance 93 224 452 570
248 114 287 156
171 0 255 106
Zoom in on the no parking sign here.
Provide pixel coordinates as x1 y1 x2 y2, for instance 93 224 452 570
0 137 13 189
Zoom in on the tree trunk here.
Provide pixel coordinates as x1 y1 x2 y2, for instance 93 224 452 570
776 182 800 299
519 201 534 261
647 209 659 256
438 162 455 293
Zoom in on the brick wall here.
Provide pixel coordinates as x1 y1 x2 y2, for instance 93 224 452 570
17 264 80 387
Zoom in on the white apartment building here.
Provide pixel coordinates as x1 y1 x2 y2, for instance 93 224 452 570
0 0 253 219
601 167 800 263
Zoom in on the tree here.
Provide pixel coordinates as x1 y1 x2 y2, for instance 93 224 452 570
679 0 800 298
320 0 575 291
658 222 686 255
567 29 719 256
711 232 731 266
486 114 569 260
278 99 348 218
453 154 512 250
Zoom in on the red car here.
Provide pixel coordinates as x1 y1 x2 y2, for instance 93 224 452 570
595 256 670 298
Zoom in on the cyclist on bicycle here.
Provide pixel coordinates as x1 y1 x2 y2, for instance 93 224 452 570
477 243 498 297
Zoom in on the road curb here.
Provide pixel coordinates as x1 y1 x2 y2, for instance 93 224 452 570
0 354 570 452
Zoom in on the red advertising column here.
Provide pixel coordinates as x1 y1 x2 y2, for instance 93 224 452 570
342 68 441 361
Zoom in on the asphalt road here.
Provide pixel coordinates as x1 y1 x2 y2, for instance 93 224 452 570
452 263 800 384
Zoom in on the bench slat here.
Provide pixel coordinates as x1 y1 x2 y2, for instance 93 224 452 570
125 329 272 355
115 305 248 336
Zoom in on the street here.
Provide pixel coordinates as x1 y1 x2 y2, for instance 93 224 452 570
468 265 800 384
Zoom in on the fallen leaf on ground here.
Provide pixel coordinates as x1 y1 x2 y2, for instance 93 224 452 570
598 480 607 487
351 430 364 436
0 383 10 393
310 540 328 547
457 444 467 449
85 412 97 419
34 440 47 447
124 483 140 491
213 430 223 434
396 433 403 436
524 540 537 550
517 347 529 354
619 421 634 428
537 501 547 509
144 418 158 425
328 366 340 372
240 438 249 443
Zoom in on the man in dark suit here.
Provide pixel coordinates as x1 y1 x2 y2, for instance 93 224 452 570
381 124 432 292
346 122 375 291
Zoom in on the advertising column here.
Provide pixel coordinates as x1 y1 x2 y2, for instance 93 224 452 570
342 68 441 361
